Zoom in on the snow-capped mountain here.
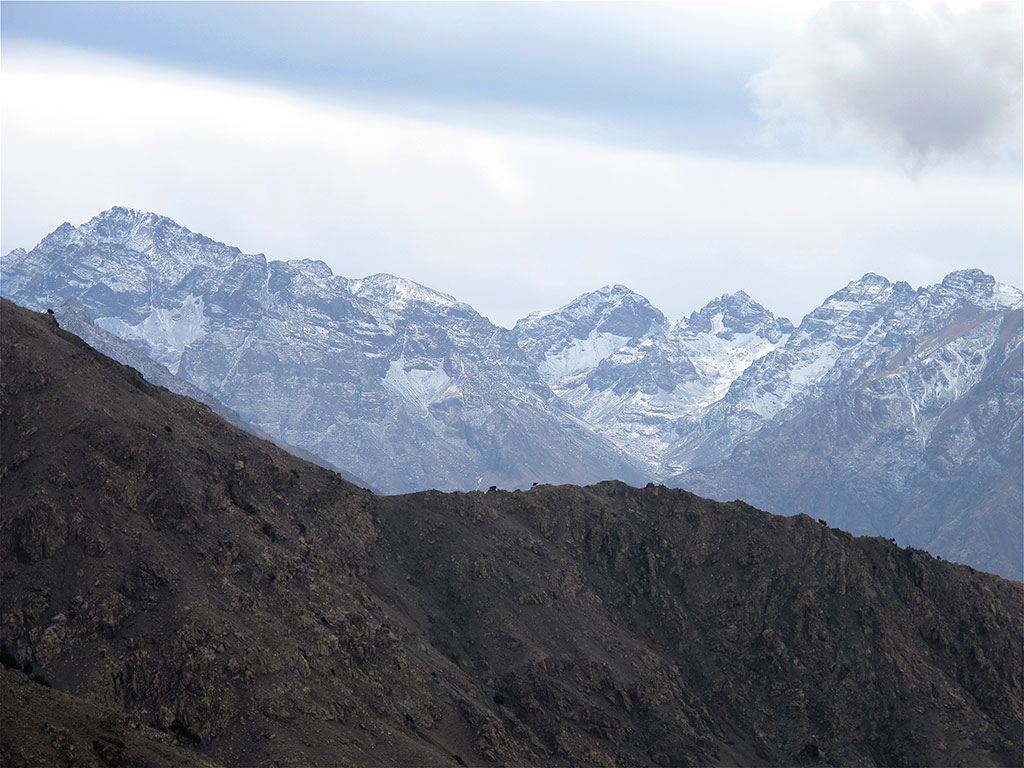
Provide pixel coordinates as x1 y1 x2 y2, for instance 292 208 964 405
670 270 1020 471
1 207 643 494
515 270 1021 577
671 271 1023 578
2 207 1020 577
513 286 793 472
676 271 1020 462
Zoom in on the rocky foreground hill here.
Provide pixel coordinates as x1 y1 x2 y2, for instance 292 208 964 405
1 298 1022 767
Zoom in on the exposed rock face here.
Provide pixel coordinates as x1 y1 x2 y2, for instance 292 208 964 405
2 208 1021 577
669 273 1024 578
513 286 794 472
50 299 371 488
514 274 1023 579
0 667 222 768
1 208 642 494
2 299 1022 767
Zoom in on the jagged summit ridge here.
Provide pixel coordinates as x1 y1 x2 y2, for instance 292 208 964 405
80 205 246 266
1 209 1020 576
511 282 798 475
667 268 1022 577
683 290 793 340
1 210 644 494
940 268 1023 310
349 272 464 313
514 283 667 351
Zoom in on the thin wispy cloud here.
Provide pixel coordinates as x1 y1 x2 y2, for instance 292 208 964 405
1 4 1020 327
750 3 1023 174
3 41 1019 328
0 1 798 157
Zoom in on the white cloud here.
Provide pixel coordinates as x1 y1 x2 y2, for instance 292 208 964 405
750 3 1022 173
2 42 1020 328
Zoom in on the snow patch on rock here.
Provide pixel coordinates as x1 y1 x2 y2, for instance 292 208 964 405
97 294 208 373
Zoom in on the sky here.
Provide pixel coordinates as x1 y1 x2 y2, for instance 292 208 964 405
2 1 1021 328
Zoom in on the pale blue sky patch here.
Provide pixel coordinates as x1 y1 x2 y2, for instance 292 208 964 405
1 1 780 156
1 2 1020 327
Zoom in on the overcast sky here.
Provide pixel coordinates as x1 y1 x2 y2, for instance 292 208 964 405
2 1 1021 327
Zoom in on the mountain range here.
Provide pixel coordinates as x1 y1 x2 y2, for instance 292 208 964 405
2 298 1021 767
2 207 1021 578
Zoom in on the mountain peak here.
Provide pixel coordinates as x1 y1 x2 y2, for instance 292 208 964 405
286 258 335 280
85 205 181 234
36 221 79 250
693 290 768 314
836 272 899 299
348 273 461 312
937 269 1022 310
597 283 641 298
102 205 140 216
19 208 250 292
686 290 792 339
854 272 891 287
582 284 662 317
941 268 991 287
821 273 906 309
541 284 667 339
939 268 996 298
83 208 250 274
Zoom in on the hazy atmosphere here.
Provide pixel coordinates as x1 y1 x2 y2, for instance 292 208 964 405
2 3 1023 765
3 1 1021 326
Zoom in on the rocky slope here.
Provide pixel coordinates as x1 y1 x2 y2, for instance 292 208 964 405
2 298 1022 767
50 299 371 488
513 273 1023 579
0 666 221 768
2 208 1021 578
513 285 794 472
1 208 641 494
669 272 1023 578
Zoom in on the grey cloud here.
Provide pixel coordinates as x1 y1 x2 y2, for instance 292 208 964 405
750 3 1022 172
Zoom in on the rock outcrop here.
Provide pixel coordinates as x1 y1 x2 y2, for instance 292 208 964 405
2 298 1021 767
